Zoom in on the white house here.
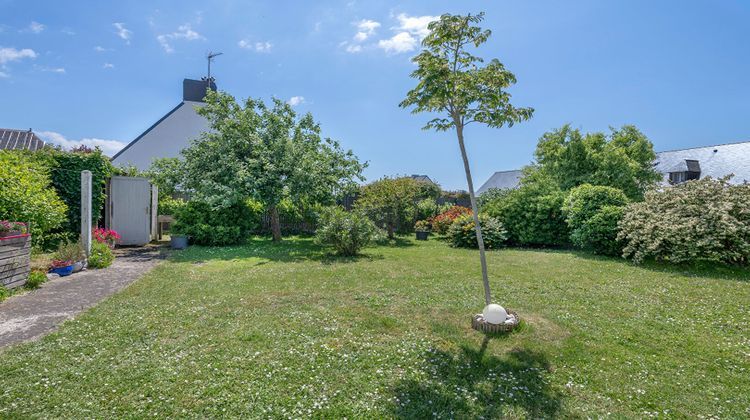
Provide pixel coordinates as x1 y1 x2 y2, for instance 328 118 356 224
478 140 750 193
111 79 214 170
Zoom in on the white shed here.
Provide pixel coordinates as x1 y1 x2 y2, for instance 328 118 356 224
111 79 214 171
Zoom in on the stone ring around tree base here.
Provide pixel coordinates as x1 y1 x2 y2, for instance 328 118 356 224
472 310 520 334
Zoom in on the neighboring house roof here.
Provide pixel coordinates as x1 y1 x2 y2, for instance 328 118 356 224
0 128 45 151
477 169 523 194
410 174 434 184
111 78 214 171
654 141 750 184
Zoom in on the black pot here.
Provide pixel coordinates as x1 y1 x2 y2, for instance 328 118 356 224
415 231 429 241
171 235 189 250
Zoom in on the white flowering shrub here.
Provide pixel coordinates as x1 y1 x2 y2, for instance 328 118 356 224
618 177 750 264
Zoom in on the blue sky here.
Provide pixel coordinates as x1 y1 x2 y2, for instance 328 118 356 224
1 1 749 190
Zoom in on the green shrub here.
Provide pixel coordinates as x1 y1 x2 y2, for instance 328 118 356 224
315 207 379 256
88 241 115 269
414 220 430 232
356 177 421 238
483 177 568 247
416 198 440 221
0 151 68 248
478 188 511 210
447 213 508 249
173 200 258 246
26 271 48 289
618 177 750 264
563 184 628 255
0 286 8 302
158 196 186 216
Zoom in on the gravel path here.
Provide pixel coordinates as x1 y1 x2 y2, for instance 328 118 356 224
0 246 165 349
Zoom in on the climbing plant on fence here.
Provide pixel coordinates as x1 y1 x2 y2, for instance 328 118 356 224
37 148 114 238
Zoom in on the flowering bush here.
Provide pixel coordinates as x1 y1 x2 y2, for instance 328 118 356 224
0 221 27 236
93 228 120 249
618 177 750 264
429 206 472 235
447 213 508 249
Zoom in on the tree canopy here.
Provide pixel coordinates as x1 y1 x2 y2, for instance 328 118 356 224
182 90 366 241
531 124 661 200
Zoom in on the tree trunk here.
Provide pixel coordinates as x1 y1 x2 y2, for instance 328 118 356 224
387 223 395 239
456 123 492 306
269 205 282 242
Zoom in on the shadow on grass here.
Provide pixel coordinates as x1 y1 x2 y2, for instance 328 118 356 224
569 250 750 282
170 236 384 265
391 336 562 419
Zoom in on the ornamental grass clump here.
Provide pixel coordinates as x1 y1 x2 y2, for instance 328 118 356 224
618 177 750 265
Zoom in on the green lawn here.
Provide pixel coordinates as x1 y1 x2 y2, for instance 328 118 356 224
1 237 748 418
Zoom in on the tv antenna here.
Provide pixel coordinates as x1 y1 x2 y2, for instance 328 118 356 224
206 51 223 82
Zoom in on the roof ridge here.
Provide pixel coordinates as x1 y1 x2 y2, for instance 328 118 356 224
657 139 750 154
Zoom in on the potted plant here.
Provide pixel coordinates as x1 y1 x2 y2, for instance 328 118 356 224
414 220 430 240
51 241 86 274
170 226 189 250
0 221 27 238
49 259 74 277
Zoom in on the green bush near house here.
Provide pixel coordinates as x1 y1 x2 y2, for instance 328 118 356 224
87 241 114 269
483 174 569 247
618 177 750 264
315 206 379 256
563 184 629 255
172 200 258 246
0 151 68 248
447 213 507 249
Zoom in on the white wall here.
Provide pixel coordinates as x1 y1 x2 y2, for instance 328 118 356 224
112 101 209 170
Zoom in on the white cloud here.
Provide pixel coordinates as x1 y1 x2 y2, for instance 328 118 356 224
41 67 66 74
61 27 76 35
103 62 114 69
94 46 112 52
287 96 305 106
377 14 438 54
238 39 272 53
113 22 132 44
353 19 380 41
344 43 362 53
377 32 418 54
28 21 45 34
0 47 37 64
38 131 125 156
0 71 8 78
157 24 204 53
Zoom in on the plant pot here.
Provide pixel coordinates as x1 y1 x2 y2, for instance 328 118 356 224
50 265 74 277
415 231 429 241
71 261 85 273
171 235 189 250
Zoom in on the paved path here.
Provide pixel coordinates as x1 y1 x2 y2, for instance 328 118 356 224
0 246 165 349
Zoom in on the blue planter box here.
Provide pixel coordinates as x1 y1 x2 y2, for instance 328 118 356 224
50 265 74 277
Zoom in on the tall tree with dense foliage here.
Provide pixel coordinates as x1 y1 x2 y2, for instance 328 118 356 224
533 124 661 200
183 91 365 241
400 12 534 306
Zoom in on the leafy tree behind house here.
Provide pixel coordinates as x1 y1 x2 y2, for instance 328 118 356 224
182 91 365 241
532 124 660 200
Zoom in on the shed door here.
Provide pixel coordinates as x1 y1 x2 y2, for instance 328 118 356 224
109 176 152 246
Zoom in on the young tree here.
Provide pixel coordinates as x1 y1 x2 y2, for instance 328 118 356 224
183 91 365 241
400 13 533 306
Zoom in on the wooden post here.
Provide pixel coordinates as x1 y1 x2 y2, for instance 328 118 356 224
150 184 158 241
81 170 92 256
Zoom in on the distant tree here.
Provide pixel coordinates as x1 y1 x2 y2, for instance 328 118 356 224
182 91 365 241
400 12 533 306
533 124 661 200
356 177 420 239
